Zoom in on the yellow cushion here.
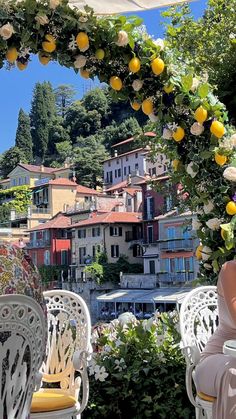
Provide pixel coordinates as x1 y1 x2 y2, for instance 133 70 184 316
31 389 76 413
197 391 216 403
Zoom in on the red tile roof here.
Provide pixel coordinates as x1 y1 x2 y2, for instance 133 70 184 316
48 178 77 187
77 185 99 195
18 163 56 173
123 187 140 196
71 212 142 227
111 132 156 148
29 213 71 231
105 180 128 192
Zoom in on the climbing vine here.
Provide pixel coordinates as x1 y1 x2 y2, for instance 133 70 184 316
0 185 31 219
1 0 236 282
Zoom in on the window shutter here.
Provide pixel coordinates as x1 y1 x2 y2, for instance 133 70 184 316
119 227 122 236
110 226 113 236
144 198 147 220
133 245 137 257
111 245 114 257
150 197 155 218
116 245 119 258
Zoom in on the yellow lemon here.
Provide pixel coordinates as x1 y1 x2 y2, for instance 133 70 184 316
128 57 141 73
6 47 18 63
226 201 236 215
131 101 141 111
163 84 174 94
38 52 50 65
110 76 123 91
214 153 227 166
76 32 89 50
151 57 165 75
17 61 28 71
210 120 225 139
42 34 56 53
142 98 154 115
172 159 180 171
172 127 185 142
80 69 90 79
95 49 105 60
194 106 208 124
195 245 203 260
221 229 227 240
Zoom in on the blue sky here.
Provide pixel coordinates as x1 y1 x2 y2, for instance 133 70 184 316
0 0 206 154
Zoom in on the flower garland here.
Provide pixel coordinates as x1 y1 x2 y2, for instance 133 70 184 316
1 0 236 282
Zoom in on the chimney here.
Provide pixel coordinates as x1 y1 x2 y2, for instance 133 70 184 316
114 150 118 157
40 164 44 172
64 162 68 168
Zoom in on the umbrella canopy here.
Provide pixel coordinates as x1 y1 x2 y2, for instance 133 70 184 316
68 0 192 15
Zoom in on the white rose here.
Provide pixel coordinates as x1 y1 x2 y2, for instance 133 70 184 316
203 201 214 214
230 133 236 147
153 38 165 51
190 122 204 136
35 15 49 25
132 79 143 92
196 206 204 215
0 22 14 40
203 263 212 270
118 312 136 327
201 246 212 261
192 218 202 231
162 128 172 140
223 166 236 182
186 162 198 178
219 137 234 151
206 217 222 231
116 30 129 47
49 0 60 9
191 77 200 92
74 54 87 69
149 113 158 122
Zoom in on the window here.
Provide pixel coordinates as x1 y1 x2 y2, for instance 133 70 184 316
152 167 156 176
118 168 121 177
185 257 194 271
146 196 154 220
44 250 50 265
31 252 37 265
116 159 119 164
126 156 129 161
79 247 86 264
61 250 68 265
115 169 117 178
110 226 122 236
133 245 143 257
147 225 153 243
92 227 100 237
128 166 131 174
135 152 138 158
124 167 127 176
167 227 176 239
108 161 111 167
92 245 101 258
78 229 86 239
149 260 155 274
111 245 119 258
135 163 139 171
127 198 132 206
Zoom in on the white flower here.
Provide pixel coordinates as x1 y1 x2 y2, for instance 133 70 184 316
118 312 136 327
116 30 129 47
201 246 212 261
230 133 236 147
229 33 236 40
206 217 222 231
74 54 87 69
203 263 212 270
115 339 123 347
103 344 112 353
143 317 154 331
79 15 88 22
35 14 49 25
203 201 214 214
149 113 158 122
192 218 202 231
49 0 60 9
94 365 108 382
219 137 234 151
186 162 198 178
114 358 126 372
68 34 77 51
191 77 200 92
223 166 236 182
132 79 143 92
156 334 165 345
153 38 165 50
190 122 204 136
0 22 14 40
162 128 172 140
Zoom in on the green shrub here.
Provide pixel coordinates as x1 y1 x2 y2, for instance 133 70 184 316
84 311 194 419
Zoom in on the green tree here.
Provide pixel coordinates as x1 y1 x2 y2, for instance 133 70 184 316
54 84 76 117
15 108 33 162
47 116 71 155
30 81 56 161
0 146 27 178
100 117 142 150
64 102 102 143
83 88 109 119
55 141 73 164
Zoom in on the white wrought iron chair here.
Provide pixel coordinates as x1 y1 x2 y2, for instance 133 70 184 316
0 294 46 419
179 286 218 419
31 290 92 419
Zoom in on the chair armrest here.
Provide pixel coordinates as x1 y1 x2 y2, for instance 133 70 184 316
72 349 92 414
34 371 43 392
181 344 202 408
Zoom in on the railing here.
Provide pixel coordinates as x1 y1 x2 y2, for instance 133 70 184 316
30 206 51 214
125 231 143 242
157 271 194 283
66 202 94 213
10 211 28 221
27 239 51 248
159 238 193 251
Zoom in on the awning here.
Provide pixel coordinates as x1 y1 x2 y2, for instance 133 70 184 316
68 0 193 15
97 287 191 304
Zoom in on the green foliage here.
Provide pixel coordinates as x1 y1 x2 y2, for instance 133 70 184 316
83 88 109 118
15 108 33 161
38 265 67 284
0 185 31 223
54 84 76 117
0 146 27 178
84 311 194 418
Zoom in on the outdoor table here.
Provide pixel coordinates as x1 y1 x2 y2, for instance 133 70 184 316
223 340 236 357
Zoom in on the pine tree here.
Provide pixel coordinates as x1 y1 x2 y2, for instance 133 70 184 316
30 82 56 161
54 84 76 117
0 146 27 178
15 109 33 162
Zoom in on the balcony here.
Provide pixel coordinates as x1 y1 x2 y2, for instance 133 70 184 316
30 206 51 215
27 239 51 248
159 238 193 252
125 231 143 242
10 210 28 221
157 271 194 283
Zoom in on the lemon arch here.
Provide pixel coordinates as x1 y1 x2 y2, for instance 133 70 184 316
1 0 236 283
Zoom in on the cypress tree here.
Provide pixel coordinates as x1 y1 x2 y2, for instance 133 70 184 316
15 108 33 162
30 82 56 161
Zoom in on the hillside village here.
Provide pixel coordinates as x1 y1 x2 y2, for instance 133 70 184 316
0 129 199 322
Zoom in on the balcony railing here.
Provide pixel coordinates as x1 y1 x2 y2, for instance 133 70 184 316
27 239 50 248
30 206 51 215
159 238 193 252
125 231 143 242
157 271 194 283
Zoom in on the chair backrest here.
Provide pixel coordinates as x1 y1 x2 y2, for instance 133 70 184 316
180 286 218 352
0 294 46 419
41 290 91 394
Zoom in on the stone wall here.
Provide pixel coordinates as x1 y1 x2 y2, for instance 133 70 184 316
120 273 157 289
